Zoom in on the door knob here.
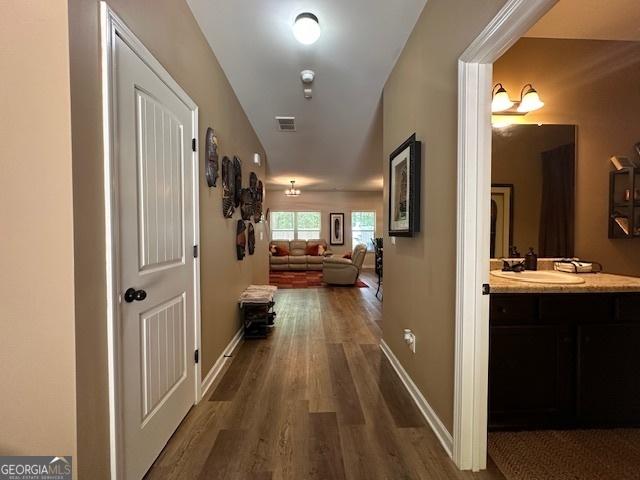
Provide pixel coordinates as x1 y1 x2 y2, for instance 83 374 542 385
124 288 147 303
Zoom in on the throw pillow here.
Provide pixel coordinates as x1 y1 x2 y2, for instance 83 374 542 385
269 244 277 254
274 245 289 256
343 252 352 259
305 244 320 256
318 244 326 255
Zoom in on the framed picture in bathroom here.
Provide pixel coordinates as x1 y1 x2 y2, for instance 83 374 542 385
388 133 421 237
490 184 514 258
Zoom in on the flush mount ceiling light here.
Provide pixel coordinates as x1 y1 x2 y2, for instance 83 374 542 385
293 12 321 45
284 180 301 197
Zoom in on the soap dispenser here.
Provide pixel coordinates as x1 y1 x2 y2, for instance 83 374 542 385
525 247 538 271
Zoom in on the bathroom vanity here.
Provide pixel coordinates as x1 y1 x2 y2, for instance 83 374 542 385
488 272 640 431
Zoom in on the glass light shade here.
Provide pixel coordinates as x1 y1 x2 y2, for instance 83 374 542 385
491 88 514 113
284 181 301 196
293 13 321 45
517 88 544 112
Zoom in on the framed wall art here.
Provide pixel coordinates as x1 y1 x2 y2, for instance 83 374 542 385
388 133 421 236
490 184 513 258
330 213 344 245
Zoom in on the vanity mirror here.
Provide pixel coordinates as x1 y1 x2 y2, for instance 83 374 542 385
491 124 576 258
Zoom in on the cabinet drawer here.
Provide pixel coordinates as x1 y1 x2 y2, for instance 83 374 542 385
490 295 537 324
618 294 640 323
539 294 614 322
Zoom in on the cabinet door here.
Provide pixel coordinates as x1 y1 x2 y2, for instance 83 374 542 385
489 324 573 429
577 323 640 425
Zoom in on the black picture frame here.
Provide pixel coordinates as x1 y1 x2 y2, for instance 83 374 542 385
329 212 345 245
490 184 514 258
388 133 421 237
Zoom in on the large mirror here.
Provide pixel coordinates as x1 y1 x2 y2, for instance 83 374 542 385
491 124 576 258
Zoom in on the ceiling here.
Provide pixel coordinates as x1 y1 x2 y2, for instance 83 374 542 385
526 0 640 41
187 0 427 191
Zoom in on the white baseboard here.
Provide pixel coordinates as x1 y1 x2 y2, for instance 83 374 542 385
379 339 454 457
200 327 244 399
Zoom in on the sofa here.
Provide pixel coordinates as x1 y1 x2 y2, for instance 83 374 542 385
323 244 367 285
269 239 332 271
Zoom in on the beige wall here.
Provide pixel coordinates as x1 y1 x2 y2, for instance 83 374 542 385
67 0 267 476
0 0 78 461
382 0 507 432
494 38 640 276
267 190 383 265
492 124 576 254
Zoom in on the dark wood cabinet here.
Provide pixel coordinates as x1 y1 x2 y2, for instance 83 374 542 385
489 293 640 430
577 323 640 425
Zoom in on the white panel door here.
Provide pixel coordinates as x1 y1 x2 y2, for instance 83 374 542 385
114 34 196 480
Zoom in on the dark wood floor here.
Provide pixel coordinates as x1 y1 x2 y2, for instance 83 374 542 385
145 270 504 480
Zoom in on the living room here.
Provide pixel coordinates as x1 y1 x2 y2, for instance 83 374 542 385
267 189 383 288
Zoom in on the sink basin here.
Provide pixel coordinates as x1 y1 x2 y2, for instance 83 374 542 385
490 270 586 285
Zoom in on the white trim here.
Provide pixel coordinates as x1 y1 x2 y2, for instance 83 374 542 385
100 3 201 478
379 340 453 456
201 328 244 397
453 0 557 472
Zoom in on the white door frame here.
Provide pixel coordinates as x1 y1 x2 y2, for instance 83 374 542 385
100 3 202 478
452 0 557 471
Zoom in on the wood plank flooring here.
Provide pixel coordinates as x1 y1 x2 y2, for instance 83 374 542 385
145 270 504 480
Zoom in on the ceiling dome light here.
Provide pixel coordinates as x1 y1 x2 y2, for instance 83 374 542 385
284 180 301 197
293 13 321 45
517 84 544 113
491 83 514 113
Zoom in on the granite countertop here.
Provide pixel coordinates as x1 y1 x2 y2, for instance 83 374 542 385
489 272 640 294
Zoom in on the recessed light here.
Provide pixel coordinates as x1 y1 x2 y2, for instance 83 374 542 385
293 12 321 45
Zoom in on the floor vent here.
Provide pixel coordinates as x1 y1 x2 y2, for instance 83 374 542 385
275 116 296 132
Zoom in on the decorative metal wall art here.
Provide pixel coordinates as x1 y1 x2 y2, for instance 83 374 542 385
240 188 254 220
247 223 255 255
236 220 246 260
221 156 235 218
233 157 242 208
205 127 219 187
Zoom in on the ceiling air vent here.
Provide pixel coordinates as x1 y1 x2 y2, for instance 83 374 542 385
275 116 296 132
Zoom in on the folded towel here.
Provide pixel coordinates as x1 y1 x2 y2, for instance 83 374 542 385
239 284 277 306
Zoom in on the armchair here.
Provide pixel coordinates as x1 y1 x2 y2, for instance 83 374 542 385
322 244 367 285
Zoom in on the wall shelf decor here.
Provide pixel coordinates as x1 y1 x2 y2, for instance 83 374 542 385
609 167 640 238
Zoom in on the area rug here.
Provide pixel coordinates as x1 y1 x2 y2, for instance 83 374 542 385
269 271 368 289
488 429 640 480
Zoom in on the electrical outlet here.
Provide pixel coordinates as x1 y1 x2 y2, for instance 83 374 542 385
403 329 416 354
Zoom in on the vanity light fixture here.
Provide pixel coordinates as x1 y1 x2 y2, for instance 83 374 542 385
293 13 321 45
517 84 545 113
491 83 514 113
491 82 545 114
284 180 301 197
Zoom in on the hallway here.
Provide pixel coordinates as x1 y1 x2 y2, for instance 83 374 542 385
145 275 504 479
